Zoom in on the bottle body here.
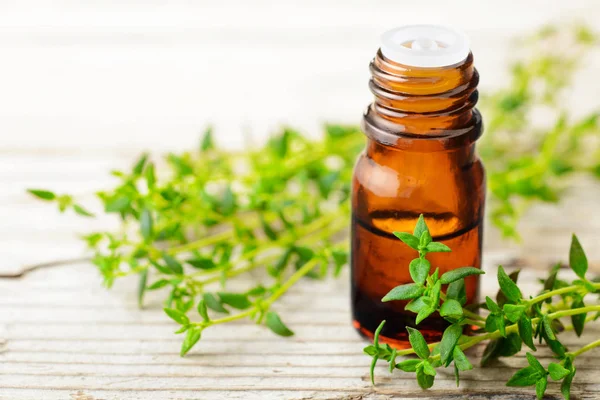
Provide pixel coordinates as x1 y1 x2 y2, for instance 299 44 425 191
351 50 485 346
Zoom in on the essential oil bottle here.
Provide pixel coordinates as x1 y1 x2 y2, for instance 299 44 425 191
351 25 485 347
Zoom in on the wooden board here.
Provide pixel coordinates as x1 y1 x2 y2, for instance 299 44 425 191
1 256 600 399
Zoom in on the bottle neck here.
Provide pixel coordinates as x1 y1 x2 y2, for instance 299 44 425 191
362 50 482 152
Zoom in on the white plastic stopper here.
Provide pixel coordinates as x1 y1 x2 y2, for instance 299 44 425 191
380 25 470 68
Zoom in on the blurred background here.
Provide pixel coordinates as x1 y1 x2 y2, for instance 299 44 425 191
1 0 599 271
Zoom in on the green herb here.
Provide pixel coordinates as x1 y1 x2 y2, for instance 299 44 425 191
27 24 599 359
364 215 600 399
479 25 600 239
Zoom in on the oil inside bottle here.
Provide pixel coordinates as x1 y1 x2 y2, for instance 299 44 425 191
351 211 481 346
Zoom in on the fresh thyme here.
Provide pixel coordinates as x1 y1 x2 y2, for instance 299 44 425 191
365 215 599 399
26 24 599 357
29 126 360 356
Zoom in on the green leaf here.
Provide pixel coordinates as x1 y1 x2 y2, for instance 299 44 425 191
413 214 429 239
164 308 190 325
453 346 472 371
265 311 294 337
382 283 425 302
416 366 435 389
140 208 153 240
137 269 147 308
269 247 293 277
393 232 419 250
180 327 201 356
409 257 430 285
446 279 467 305
174 324 189 334
503 304 526 323
571 297 586 337
186 257 217 270
526 352 545 374
203 293 229 314
545 335 567 358
542 315 556 340
218 292 252 310
548 362 570 380
104 196 130 212
518 315 537 351
416 306 436 325
430 280 442 310
132 153 148 175
422 360 436 376
27 189 56 200
485 296 501 314
440 267 484 284
439 299 463 320
200 127 214 152
396 359 421 372
261 217 278 241
497 269 521 307
73 204 95 217
163 254 183 275
406 326 430 359
439 323 463 366
485 314 506 337
569 234 588 279
332 250 348 277
167 153 194 176
147 279 170 290
294 246 315 268
53 195 71 213
419 230 432 248
220 186 236 216
363 345 377 357
245 285 267 297
535 377 548 399
425 242 451 253
197 299 209 322
506 366 543 387
497 333 522 357
497 265 522 303
151 260 175 275
145 162 156 188
405 296 428 313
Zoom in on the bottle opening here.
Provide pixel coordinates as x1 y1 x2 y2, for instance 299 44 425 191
381 25 470 68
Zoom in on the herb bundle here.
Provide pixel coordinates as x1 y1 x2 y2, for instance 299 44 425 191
27 24 599 357
365 215 599 399
29 126 361 355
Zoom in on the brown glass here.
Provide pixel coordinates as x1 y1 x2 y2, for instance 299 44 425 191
351 50 485 347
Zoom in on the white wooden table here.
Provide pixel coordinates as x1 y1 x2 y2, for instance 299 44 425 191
1 2 600 398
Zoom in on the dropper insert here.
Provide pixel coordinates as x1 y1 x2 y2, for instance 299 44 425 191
380 25 470 68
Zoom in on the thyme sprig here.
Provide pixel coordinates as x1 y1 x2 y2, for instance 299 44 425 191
27 24 599 357
29 126 360 356
365 215 599 399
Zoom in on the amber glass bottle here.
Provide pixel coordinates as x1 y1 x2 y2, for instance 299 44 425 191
351 26 485 347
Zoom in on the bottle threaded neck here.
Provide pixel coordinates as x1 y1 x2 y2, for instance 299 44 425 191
362 50 482 151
